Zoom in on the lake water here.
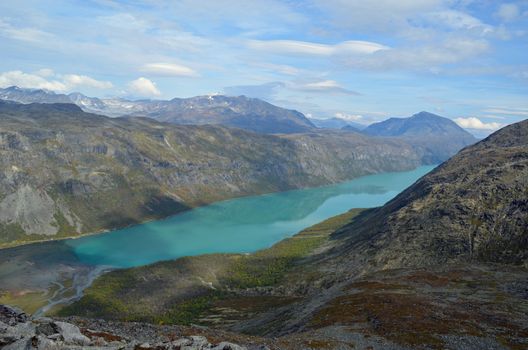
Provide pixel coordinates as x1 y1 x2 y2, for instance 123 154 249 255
66 165 436 268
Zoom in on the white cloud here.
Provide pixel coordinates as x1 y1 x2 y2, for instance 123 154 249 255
484 107 528 117
0 70 113 92
335 112 363 121
294 80 360 95
128 77 161 97
454 117 502 130
62 74 113 89
141 63 197 77
0 70 66 91
496 3 520 22
248 39 388 56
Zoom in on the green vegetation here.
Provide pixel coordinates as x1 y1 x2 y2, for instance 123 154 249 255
59 209 364 325
225 209 363 288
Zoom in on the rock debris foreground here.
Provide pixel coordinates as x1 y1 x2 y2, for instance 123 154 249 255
0 304 259 350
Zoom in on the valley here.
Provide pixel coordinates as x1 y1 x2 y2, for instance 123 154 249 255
1 2 527 349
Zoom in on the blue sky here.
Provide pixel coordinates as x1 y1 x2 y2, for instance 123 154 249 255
0 0 527 134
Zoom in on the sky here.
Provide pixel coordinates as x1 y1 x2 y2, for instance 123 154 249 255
0 1 527 135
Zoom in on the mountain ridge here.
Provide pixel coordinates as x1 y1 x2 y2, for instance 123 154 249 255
0 86 315 134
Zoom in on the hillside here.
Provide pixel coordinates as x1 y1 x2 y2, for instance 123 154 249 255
0 101 422 247
363 111 477 163
333 118 528 270
61 119 528 349
0 87 315 134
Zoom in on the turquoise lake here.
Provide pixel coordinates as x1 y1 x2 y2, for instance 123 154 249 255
66 165 436 268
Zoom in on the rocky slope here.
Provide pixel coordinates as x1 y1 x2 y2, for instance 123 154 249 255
0 101 422 247
332 118 528 271
0 304 268 349
363 111 477 163
0 87 315 134
61 119 528 349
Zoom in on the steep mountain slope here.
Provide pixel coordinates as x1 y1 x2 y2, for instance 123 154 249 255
0 87 315 134
333 118 528 270
363 111 477 163
0 101 422 247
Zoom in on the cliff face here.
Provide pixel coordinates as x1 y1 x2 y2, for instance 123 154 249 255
0 102 422 247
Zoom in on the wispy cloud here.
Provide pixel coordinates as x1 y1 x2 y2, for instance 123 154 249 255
294 80 360 95
496 3 521 22
484 107 528 117
0 18 55 44
141 63 198 77
344 37 490 72
247 39 388 56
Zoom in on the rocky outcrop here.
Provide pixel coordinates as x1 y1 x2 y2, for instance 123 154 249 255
0 305 255 349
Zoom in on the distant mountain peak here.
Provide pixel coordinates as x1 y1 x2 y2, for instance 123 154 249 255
362 111 476 163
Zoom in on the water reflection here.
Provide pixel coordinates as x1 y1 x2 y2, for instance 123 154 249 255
65 166 435 267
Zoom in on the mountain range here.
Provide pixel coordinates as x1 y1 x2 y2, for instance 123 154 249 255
0 86 315 134
0 87 478 144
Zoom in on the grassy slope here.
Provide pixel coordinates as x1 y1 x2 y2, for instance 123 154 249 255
58 209 364 324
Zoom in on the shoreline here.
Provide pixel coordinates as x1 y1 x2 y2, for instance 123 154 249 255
0 164 429 252
0 164 437 315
